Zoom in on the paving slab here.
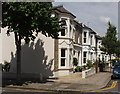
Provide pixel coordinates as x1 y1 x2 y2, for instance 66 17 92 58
4 71 112 92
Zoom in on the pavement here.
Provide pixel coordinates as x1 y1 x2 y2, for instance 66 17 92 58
4 70 112 92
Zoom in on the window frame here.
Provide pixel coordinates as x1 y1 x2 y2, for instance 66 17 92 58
60 48 66 67
61 28 66 36
61 18 67 26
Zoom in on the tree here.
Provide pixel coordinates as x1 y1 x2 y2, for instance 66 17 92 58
115 40 120 58
101 22 117 70
101 22 117 60
2 2 61 82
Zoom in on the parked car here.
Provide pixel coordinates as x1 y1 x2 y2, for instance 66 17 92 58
112 61 120 79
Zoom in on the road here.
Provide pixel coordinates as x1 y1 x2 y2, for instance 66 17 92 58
2 79 120 94
105 79 120 93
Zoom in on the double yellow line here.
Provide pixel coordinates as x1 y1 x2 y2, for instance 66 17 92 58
87 81 117 92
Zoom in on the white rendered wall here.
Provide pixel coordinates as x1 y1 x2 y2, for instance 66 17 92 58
1 28 55 77
0 30 2 63
20 32 55 77
1 28 16 65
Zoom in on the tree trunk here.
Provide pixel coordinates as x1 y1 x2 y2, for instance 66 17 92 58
14 32 21 83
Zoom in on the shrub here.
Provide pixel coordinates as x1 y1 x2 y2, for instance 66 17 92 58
86 60 93 69
3 61 10 72
82 65 87 70
75 66 82 72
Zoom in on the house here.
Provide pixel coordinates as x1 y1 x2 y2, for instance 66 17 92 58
52 6 82 76
81 24 97 65
1 5 112 78
96 35 103 61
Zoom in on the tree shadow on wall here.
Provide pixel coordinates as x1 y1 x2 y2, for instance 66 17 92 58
21 39 54 77
3 39 54 86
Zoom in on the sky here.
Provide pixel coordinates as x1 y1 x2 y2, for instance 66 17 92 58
53 1 118 37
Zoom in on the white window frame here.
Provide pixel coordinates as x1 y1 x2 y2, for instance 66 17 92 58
60 48 67 67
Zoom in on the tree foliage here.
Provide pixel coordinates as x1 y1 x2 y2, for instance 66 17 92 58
2 2 61 82
2 2 61 43
101 22 117 57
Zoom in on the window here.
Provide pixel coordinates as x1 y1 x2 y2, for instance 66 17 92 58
61 49 66 66
90 35 93 45
61 59 65 66
83 32 87 43
83 52 87 63
61 18 67 26
61 49 65 57
73 50 75 56
61 28 65 36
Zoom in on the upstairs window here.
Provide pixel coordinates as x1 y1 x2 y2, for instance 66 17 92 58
83 32 87 43
61 18 67 26
61 28 66 36
90 35 93 45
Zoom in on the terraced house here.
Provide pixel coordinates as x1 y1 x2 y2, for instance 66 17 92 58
1 6 108 78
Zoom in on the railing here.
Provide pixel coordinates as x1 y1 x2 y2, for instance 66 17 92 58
82 68 96 78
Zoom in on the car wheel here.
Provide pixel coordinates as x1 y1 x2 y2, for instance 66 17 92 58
111 75 114 79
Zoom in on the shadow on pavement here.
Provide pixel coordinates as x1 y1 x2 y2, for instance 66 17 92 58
2 77 59 87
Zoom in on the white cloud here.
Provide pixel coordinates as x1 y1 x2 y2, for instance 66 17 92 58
99 16 111 24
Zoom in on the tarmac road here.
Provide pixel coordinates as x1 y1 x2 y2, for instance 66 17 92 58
103 78 120 93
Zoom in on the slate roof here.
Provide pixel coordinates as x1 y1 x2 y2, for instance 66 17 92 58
96 35 102 39
52 5 76 18
82 24 96 34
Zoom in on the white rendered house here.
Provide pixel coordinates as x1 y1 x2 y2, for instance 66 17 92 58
1 6 82 77
81 24 97 65
52 6 82 76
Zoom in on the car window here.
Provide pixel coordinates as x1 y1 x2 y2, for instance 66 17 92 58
114 62 120 67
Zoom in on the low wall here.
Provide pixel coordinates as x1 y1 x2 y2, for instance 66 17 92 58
82 68 96 78
54 70 73 77
2 72 43 81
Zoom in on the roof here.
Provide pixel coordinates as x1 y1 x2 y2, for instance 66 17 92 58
52 5 76 18
82 24 96 34
96 35 102 39
73 20 82 28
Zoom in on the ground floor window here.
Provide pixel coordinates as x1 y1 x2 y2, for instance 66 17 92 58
83 52 87 63
61 48 66 66
61 58 65 66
